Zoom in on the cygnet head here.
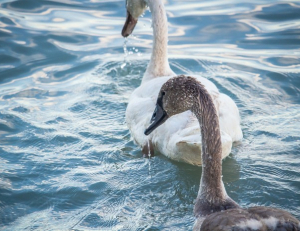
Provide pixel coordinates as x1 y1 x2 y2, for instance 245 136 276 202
122 0 147 37
145 76 198 135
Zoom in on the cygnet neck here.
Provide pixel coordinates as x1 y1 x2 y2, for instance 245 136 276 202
191 85 233 216
143 0 174 82
193 88 225 199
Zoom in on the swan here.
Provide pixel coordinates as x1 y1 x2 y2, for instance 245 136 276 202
144 76 300 230
122 0 243 165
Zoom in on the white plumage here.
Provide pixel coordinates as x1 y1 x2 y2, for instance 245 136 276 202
122 0 242 165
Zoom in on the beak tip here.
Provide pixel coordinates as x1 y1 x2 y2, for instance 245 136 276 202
144 129 149 136
122 11 137 38
121 26 130 37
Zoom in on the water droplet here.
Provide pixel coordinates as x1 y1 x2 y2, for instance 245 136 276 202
123 38 128 58
147 140 153 177
122 38 129 67
121 63 126 69
147 140 151 158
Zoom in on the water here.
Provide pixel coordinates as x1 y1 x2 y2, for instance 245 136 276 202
0 0 300 230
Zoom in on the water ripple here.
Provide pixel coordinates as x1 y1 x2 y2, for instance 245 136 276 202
0 0 300 230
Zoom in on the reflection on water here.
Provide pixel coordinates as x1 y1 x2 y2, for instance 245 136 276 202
0 0 300 230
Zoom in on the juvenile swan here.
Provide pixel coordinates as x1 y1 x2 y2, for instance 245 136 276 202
144 76 300 230
122 0 243 165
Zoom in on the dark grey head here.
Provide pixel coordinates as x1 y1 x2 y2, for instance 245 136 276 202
122 0 147 37
145 76 200 135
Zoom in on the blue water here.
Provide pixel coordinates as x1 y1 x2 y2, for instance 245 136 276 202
0 0 300 230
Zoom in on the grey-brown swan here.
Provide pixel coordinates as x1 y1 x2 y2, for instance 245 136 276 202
121 0 243 165
144 76 300 230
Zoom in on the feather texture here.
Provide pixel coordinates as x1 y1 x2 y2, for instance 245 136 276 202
123 0 242 165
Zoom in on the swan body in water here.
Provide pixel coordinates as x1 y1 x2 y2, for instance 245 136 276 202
144 76 300 230
122 0 243 165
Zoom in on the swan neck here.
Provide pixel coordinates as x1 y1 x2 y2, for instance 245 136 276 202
143 0 173 81
191 90 227 203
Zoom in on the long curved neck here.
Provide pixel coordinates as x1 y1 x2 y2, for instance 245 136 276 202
191 86 234 216
143 0 174 82
193 90 225 201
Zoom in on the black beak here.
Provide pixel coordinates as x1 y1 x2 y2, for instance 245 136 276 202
122 10 138 37
144 104 168 135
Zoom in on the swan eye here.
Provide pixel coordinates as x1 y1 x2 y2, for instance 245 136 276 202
162 91 166 96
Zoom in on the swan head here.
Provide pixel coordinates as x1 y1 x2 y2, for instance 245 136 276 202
145 76 197 135
122 0 147 37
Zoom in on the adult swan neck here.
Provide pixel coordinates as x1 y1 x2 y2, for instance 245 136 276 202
143 0 174 83
192 85 239 217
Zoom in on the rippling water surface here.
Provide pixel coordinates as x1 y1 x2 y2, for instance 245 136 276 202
0 0 300 230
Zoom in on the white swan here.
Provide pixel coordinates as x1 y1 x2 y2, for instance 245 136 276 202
122 0 243 165
145 76 300 230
